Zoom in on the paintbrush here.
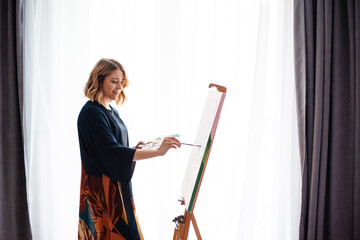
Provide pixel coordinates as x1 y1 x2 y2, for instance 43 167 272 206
180 143 201 148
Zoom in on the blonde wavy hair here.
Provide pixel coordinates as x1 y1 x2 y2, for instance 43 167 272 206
84 58 129 105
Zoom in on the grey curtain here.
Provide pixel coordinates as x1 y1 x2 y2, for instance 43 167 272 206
294 0 360 239
0 0 32 239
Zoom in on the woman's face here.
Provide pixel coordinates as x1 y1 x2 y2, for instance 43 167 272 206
101 69 125 101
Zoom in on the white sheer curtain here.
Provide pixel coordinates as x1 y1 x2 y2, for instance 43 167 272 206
237 1 301 239
23 0 299 239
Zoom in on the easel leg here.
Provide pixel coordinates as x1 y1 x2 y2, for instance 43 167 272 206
183 211 191 239
190 213 202 240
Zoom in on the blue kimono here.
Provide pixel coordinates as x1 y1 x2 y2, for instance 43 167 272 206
77 100 143 240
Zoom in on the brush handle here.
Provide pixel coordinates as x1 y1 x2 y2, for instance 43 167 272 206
180 143 201 148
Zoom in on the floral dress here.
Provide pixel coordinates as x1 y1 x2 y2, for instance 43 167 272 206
77 101 143 240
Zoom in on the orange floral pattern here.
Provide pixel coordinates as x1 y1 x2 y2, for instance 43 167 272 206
78 165 142 240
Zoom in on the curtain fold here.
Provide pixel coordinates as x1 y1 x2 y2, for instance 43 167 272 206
0 0 32 239
294 0 360 239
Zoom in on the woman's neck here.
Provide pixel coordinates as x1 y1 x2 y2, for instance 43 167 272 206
99 97 111 110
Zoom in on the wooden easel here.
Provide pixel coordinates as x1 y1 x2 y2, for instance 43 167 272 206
173 84 227 240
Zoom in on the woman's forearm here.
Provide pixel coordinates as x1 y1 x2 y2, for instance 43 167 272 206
133 149 161 161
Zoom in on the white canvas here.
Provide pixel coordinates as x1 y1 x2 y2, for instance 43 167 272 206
181 88 224 211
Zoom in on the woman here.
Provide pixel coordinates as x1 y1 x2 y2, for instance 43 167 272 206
77 58 180 240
